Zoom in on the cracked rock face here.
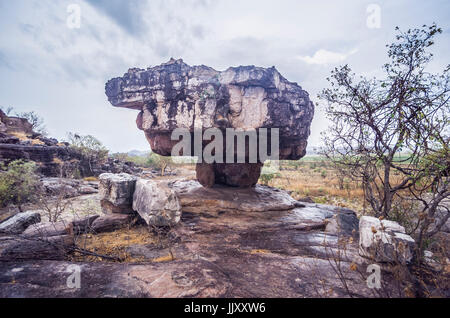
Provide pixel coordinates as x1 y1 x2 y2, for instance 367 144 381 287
105 59 314 187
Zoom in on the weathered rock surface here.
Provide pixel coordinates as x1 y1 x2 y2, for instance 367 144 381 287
0 211 41 234
0 143 80 177
90 214 134 233
0 178 419 297
99 173 138 214
325 209 359 237
0 197 409 297
133 179 182 226
71 215 100 235
22 221 73 238
169 179 301 215
0 235 73 261
359 216 415 264
0 110 142 178
105 59 314 187
0 109 33 135
41 177 99 198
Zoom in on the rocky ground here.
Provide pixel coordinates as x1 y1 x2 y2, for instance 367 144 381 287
1 172 437 298
0 58 447 297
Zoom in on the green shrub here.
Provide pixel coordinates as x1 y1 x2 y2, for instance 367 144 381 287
0 160 40 210
67 133 108 175
146 153 172 176
259 171 281 186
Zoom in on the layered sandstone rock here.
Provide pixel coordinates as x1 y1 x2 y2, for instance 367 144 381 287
0 211 41 234
105 59 314 187
0 109 33 135
0 197 412 297
0 110 142 177
98 173 138 214
132 179 182 227
359 216 415 264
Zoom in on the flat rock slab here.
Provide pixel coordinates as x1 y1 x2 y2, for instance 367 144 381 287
90 214 135 233
0 235 74 261
169 179 299 214
0 211 41 234
0 184 409 297
22 221 73 238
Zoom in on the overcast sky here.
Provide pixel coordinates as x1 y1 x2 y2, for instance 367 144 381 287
0 0 449 153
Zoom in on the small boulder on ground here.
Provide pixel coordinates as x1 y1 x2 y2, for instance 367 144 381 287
98 173 138 214
71 215 100 235
359 216 415 264
22 221 73 238
41 178 80 197
133 179 182 227
325 208 359 238
0 235 73 261
78 185 98 195
90 214 134 233
0 211 41 234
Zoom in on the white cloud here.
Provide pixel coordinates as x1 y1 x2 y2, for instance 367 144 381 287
0 0 449 152
297 48 358 65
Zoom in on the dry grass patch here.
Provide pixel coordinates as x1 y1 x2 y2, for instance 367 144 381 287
249 249 271 254
71 225 156 263
31 139 45 145
266 164 366 213
10 132 29 141
152 253 175 263
83 176 98 182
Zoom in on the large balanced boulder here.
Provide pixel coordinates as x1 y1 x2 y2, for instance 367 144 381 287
105 58 314 188
359 216 415 264
98 173 138 214
133 179 182 227
0 211 41 234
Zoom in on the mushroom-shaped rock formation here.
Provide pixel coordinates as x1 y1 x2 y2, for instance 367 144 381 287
105 58 314 187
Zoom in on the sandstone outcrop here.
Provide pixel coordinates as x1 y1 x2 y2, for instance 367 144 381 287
169 179 301 215
0 211 41 234
325 209 359 237
0 110 142 177
0 197 412 297
359 216 415 264
0 171 422 297
90 214 135 233
41 177 99 198
132 179 182 227
0 109 33 135
22 221 73 238
99 173 138 214
0 235 73 261
105 59 314 187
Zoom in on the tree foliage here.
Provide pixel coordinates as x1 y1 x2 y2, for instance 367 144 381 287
67 133 109 175
0 160 40 211
146 153 172 176
319 24 449 257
